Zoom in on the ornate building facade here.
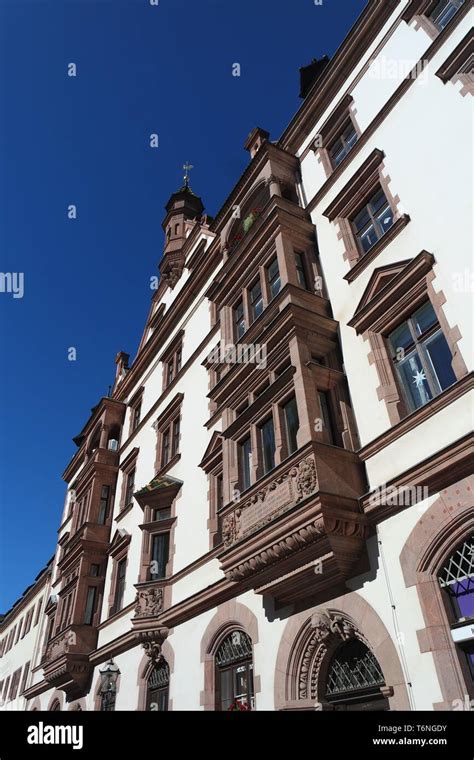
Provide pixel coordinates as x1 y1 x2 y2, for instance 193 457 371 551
1 0 472 712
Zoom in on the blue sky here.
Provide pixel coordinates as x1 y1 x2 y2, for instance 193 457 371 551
0 0 366 611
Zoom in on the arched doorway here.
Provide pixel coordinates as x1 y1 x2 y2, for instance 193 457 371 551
146 659 170 712
324 639 388 711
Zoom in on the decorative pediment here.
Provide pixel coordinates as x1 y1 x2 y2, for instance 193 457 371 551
199 432 223 472
108 529 131 558
355 259 412 313
348 251 435 334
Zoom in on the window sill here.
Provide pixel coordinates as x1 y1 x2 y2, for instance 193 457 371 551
344 215 411 284
156 453 181 478
115 501 134 523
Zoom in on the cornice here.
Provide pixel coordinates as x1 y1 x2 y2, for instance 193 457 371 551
361 432 474 523
358 374 474 461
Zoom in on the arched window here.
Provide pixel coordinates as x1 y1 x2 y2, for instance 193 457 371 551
438 534 474 679
146 659 169 712
215 630 254 711
324 640 387 711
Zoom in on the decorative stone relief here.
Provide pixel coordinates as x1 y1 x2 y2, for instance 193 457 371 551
222 509 242 548
134 587 164 618
292 457 318 502
298 609 359 699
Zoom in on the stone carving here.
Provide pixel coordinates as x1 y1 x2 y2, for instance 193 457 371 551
310 609 356 643
298 610 358 699
143 639 164 664
222 509 242 547
293 457 318 502
44 632 73 663
225 517 324 581
134 587 164 618
162 262 184 288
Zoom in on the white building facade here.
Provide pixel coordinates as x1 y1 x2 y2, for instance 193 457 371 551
1 0 472 712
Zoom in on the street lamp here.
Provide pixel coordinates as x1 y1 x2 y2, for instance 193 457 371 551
99 659 120 711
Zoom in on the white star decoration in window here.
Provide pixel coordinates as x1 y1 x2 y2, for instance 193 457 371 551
412 369 427 388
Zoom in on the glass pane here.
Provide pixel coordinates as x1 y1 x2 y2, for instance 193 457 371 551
374 202 393 235
220 668 233 711
353 206 371 233
413 301 438 336
250 281 263 321
234 665 249 703
397 352 432 410
151 533 169 579
370 188 388 214
452 582 474 619
240 437 252 490
331 140 346 167
423 331 456 393
389 321 413 356
344 123 358 149
284 397 299 455
359 223 378 253
430 0 462 29
260 418 276 474
318 391 335 444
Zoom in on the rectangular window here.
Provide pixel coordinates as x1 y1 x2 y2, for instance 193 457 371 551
283 396 299 455
267 258 281 300
90 563 100 577
97 485 110 525
167 359 174 386
153 507 172 522
83 586 97 625
216 474 224 511
162 429 170 467
23 611 33 637
20 662 30 695
150 533 170 580
125 469 135 508
171 418 180 458
260 417 276 474
131 402 141 432
34 600 42 626
114 559 127 613
239 436 252 491
9 670 21 701
352 187 394 255
295 252 309 290
318 391 335 444
388 301 456 413
234 300 246 340
15 621 22 643
429 0 465 30
329 120 358 168
250 279 264 322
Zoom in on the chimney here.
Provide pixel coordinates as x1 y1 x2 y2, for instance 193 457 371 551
299 56 330 98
